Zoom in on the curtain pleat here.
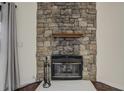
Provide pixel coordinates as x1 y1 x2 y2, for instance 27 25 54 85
1 3 20 91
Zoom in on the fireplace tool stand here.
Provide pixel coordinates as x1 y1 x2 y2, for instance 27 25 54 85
43 57 51 88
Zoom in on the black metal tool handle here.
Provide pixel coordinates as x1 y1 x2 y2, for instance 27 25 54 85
43 56 51 88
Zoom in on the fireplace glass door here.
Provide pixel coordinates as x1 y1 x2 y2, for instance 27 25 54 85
51 55 83 80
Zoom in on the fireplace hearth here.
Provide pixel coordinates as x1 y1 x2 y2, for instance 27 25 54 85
51 55 83 80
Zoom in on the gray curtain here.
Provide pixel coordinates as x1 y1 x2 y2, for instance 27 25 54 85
1 3 20 91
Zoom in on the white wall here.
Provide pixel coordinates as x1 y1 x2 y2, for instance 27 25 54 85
97 3 124 90
16 3 37 86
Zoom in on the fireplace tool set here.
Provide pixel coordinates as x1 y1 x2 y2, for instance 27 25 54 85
43 56 51 88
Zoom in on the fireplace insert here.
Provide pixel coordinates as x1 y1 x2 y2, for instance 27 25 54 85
51 55 83 80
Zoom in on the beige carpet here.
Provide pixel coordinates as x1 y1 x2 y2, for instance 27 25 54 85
36 80 96 91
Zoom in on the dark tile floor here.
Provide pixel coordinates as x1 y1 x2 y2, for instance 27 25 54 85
15 81 41 91
91 81 122 91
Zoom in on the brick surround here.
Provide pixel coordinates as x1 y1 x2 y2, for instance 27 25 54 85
36 2 97 81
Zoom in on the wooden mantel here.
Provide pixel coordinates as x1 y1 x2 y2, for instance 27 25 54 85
52 32 84 38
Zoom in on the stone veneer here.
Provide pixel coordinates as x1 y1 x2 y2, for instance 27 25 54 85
36 2 97 81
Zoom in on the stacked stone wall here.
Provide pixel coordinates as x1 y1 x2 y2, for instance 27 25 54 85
37 2 97 81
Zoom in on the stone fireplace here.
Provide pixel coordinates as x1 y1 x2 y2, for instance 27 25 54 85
36 2 97 81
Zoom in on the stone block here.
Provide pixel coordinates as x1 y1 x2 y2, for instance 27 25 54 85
37 10 43 15
83 37 90 41
83 67 88 72
72 14 80 18
37 28 44 33
87 64 92 71
80 45 86 55
89 55 94 64
44 30 52 37
38 70 44 74
74 20 79 27
39 56 46 61
84 50 90 56
87 24 93 27
37 42 44 47
91 41 96 44
83 71 89 79
61 9 72 15
81 37 90 44
80 45 85 50
52 5 58 10
74 45 80 53
44 41 51 47
70 18 75 23
92 64 96 70
90 50 96 55
87 9 96 14
44 9 51 15
90 44 96 50
37 23 44 28
52 50 59 54
64 46 73 52
46 18 52 23
55 2 66 6
37 34 44 38
49 23 58 27
53 40 59 46
79 21 87 27
60 40 67 46
72 9 80 14
87 27 96 30
69 40 80 45
80 3 87 8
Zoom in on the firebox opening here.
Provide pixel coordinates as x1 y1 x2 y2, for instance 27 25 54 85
51 55 83 80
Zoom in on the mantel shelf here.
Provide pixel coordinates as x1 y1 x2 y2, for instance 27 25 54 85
52 32 84 38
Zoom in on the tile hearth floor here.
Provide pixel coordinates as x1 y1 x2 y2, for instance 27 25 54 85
36 80 96 91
